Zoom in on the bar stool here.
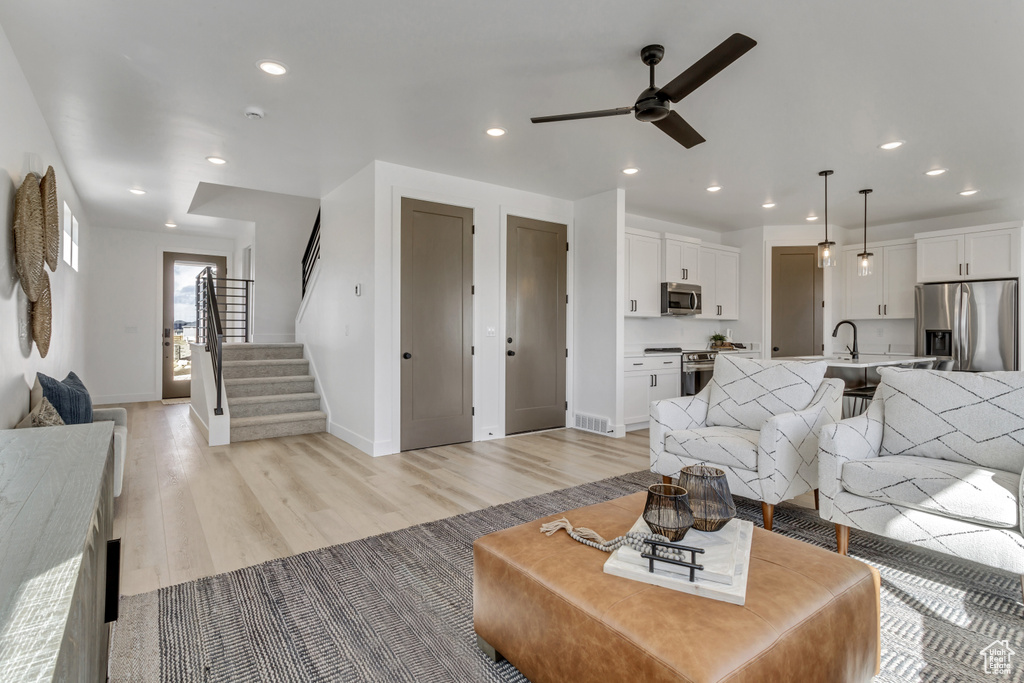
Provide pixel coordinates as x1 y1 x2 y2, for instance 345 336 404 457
843 384 877 417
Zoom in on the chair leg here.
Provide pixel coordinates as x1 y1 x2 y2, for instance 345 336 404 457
661 475 673 485
836 524 850 555
813 489 819 510
761 502 774 531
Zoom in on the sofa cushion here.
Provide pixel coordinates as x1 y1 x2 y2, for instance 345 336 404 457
37 371 93 425
841 455 1019 528
706 356 827 430
665 426 759 470
876 368 1024 474
15 397 66 428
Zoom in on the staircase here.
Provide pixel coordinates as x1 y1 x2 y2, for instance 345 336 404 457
221 343 327 442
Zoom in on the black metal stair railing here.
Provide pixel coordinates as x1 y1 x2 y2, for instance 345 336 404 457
196 267 254 415
301 208 320 297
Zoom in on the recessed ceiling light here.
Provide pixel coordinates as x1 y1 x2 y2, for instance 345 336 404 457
129 188 146 195
706 185 722 192
762 202 776 209
925 168 948 176
258 60 287 76
879 140 904 150
806 215 819 221
486 128 506 137
206 156 227 165
165 222 177 228
959 189 978 196
622 167 639 175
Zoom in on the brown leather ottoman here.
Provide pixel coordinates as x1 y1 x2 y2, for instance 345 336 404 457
474 492 880 683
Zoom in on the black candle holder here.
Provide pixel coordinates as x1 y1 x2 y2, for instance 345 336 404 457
678 465 736 532
642 483 694 542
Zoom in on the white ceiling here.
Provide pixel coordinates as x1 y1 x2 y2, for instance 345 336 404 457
2 1 1023 234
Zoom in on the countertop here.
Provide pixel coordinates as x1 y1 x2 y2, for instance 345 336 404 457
783 354 937 368
624 344 760 358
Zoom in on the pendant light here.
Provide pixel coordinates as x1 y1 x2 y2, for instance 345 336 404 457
816 170 837 268
857 189 874 276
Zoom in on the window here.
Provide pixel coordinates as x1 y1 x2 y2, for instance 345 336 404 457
62 201 79 271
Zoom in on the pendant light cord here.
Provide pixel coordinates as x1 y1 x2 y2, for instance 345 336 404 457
824 172 828 243
863 190 868 253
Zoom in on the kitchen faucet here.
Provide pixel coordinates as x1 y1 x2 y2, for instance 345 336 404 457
831 320 859 360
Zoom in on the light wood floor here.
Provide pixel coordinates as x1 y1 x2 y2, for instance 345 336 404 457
110 401 651 595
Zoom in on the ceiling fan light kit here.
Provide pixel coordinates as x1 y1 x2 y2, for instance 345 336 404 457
857 188 874 277
816 169 837 268
529 34 756 149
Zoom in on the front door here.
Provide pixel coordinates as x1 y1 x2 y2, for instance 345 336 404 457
162 252 227 400
770 246 823 357
505 215 567 435
400 199 474 451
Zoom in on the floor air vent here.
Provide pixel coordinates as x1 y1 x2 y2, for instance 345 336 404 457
574 413 610 434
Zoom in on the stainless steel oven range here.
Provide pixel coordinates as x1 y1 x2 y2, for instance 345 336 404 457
681 351 716 395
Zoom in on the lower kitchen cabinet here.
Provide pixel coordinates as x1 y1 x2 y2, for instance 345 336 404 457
624 357 682 427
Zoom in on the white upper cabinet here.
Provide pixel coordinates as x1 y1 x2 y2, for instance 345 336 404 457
663 235 700 283
697 245 740 320
625 230 662 317
843 241 917 319
916 224 1020 282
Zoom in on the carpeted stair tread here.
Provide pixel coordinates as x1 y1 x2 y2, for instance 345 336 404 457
222 343 304 361
223 375 315 397
230 410 326 427
227 392 321 418
222 358 309 379
228 392 320 406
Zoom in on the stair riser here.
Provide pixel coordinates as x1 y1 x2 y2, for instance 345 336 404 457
229 398 321 418
225 380 315 397
231 417 327 442
222 347 304 361
223 362 309 379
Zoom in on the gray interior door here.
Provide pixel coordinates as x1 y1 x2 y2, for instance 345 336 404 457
162 252 228 400
771 246 823 357
505 216 567 435
400 198 474 451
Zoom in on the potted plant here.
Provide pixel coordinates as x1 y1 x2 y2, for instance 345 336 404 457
709 332 732 350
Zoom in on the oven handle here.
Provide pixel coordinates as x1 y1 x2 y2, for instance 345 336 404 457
682 364 715 372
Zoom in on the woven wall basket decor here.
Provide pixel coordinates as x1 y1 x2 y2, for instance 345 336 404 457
13 172 45 302
31 270 52 358
41 166 59 272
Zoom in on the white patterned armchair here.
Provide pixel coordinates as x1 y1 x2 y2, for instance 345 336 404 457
650 355 843 530
819 368 1024 583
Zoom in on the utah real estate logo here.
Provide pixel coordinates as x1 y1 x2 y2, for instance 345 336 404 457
981 639 1015 675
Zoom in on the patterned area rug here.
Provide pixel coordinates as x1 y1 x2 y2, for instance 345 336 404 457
109 471 1024 682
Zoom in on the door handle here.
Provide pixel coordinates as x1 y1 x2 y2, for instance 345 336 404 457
878 304 881 315
966 263 970 276
690 292 697 311
959 263 962 276
654 374 658 387
507 350 515 356
717 305 722 316
884 304 887 315
773 346 780 352
164 341 170 347
402 352 412 359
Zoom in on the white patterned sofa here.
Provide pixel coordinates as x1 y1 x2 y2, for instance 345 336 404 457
818 368 1024 582
650 355 844 529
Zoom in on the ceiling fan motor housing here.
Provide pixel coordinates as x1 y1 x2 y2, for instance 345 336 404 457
634 87 670 122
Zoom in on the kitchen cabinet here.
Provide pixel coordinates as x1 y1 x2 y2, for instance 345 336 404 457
916 224 1020 282
623 356 682 427
843 241 916 319
663 235 700 283
625 230 662 317
697 245 739 320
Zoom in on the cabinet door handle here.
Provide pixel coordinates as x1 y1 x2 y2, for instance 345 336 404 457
633 362 643 366
653 374 658 387
884 304 887 315
966 263 970 276
878 304 881 315
959 263 963 276
649 374 654 387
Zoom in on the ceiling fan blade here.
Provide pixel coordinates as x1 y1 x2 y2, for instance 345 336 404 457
530 106 633 124
657 33 757 104
652 111 706 148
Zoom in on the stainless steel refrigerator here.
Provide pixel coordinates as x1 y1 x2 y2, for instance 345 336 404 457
915 280 1018 371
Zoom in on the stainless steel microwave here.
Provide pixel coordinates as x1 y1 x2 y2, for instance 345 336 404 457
661 282 702 316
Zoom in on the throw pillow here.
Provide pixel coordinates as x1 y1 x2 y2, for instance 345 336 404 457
37 371 93 425
876 367 1024 473
706 355 828 430
15 397 66 428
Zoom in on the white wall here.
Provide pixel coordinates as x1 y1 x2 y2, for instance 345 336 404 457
295 162 376 452
574 190 624 436
188 183 320 343
84 226 236 404
0 24 90 428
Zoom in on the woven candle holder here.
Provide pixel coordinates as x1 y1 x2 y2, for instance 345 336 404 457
678 464 737 532
642 483 694 542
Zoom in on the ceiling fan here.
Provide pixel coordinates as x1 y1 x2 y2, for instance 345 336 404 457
530 34 756 149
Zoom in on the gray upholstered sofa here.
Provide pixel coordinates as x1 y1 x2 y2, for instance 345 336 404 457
818 367 1024 582
650 355 844 529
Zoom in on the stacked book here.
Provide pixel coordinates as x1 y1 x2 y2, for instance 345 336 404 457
603 516 753 605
